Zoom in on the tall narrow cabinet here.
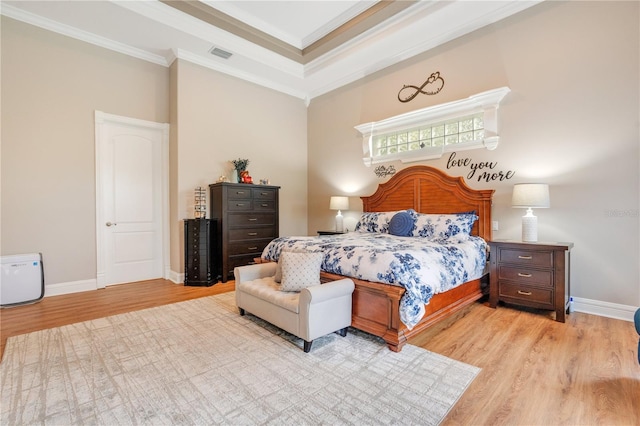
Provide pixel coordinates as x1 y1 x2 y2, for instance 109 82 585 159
209 183 280 282
183 218 218 286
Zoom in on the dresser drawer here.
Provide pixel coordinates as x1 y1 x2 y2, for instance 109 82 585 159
227 199 253 211
229 227 276 241
498 266 552 287
253 200 276 211
229 239 271 256
499 281 553 305
498 248 553 268
227 187 253 199
228 213 276 227
252 188 277 200
226 255 259 277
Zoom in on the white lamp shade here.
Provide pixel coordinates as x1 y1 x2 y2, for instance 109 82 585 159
512 184 550 208
329 196 349 211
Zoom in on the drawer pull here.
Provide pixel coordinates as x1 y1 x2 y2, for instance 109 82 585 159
248 247 258 250
236 191 246 195
518 255 533 260
517 290 532 296
248 218 258 221
260 192 268 195
236 203 245 206
247 232 258 236
517 273 532 278
261 203 268 207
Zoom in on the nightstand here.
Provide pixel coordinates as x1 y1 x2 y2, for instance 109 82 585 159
317 230 347 236
489 240 573 322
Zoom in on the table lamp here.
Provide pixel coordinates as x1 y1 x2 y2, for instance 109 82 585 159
512 183 550 242
329 196 349 232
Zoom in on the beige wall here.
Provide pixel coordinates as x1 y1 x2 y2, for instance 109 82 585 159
308 1 640 307
1 17 170 287
1 17 309 289
2 1 638 312
170 59 308 273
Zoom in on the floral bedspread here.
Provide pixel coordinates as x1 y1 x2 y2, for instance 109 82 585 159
261 233 487 329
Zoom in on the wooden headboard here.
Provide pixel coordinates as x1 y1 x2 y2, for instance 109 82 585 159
361 165 495 240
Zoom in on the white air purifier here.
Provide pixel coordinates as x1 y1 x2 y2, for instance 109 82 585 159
1 253 44 307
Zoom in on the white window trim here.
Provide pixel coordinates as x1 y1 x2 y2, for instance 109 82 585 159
355 87 511 166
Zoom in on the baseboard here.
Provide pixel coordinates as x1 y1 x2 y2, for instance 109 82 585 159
44 272 186 297
45 279 98 297
167 269 184 284
573 296 637 322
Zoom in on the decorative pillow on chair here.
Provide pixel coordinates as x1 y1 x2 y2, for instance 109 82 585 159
274 249 322 283
279 251 324 292
388 211 415 236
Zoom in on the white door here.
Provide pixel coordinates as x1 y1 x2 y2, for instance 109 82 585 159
95 111 169 287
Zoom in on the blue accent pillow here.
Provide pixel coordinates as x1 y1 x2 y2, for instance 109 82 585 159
389 211 415 236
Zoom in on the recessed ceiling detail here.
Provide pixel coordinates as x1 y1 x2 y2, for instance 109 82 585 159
1 0 542 101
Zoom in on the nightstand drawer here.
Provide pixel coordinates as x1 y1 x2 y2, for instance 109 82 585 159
498 249 553 268
498 266 552 287
499 282 553 305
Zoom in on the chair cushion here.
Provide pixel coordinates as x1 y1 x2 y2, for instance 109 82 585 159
237 276 300 313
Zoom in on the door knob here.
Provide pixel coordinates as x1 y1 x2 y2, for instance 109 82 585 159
106 222 117 227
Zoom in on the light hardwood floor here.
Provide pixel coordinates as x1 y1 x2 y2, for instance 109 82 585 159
1 279 638 425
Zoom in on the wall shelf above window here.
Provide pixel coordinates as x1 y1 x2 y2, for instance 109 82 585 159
355 87 511 166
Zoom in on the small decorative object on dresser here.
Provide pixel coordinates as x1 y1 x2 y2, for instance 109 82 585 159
194 187 206 218
489 240 573 322
209 182 280 282
231 158 250 183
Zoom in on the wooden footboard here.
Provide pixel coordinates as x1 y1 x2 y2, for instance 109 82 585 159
321 271 485 352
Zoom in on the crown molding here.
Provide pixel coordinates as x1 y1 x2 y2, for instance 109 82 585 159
116 0 304 78
2 0 542 102
0 3 169 67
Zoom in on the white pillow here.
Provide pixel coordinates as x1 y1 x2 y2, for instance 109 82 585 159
354 211 401 234
412 213 478 241
279 251 323 292
274 249 322 283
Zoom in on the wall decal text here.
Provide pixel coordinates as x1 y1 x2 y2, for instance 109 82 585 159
446 152 516 182
397 72 445 103
375 165 396 178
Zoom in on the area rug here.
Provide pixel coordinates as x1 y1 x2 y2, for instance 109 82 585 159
1 291 480 425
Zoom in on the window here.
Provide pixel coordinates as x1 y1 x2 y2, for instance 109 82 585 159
356 87 510 166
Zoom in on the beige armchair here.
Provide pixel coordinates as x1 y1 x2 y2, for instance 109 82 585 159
234 262 354 352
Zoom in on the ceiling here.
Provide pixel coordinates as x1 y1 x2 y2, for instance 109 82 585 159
1 0 541 101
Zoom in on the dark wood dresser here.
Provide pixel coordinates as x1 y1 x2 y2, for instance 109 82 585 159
209 182 280 282
489 240 573 322
183 218 218 286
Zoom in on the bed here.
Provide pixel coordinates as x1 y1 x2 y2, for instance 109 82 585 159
263 165 494 351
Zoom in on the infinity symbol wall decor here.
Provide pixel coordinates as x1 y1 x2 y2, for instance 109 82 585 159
397 71 445 103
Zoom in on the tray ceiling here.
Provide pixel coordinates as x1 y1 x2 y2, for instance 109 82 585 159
1 0 541 101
